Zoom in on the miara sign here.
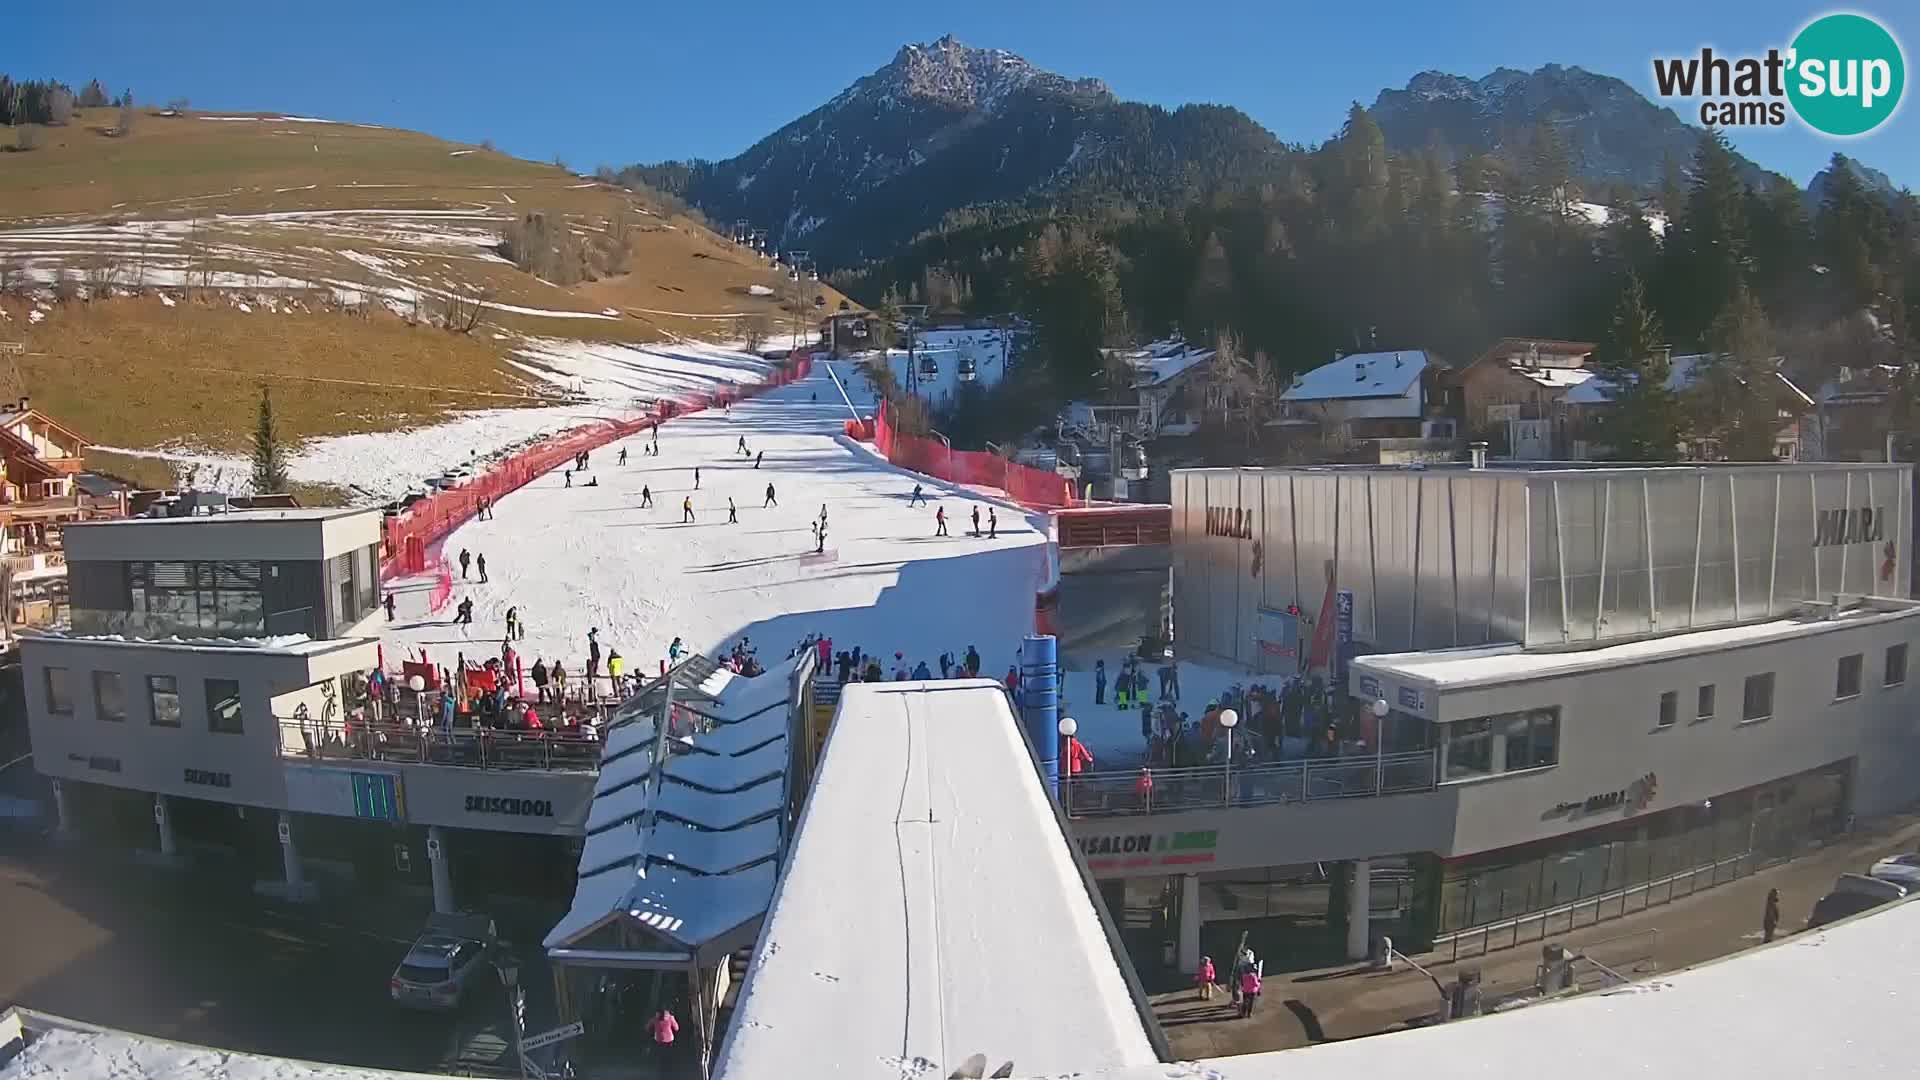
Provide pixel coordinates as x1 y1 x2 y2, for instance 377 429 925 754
1205 506 1255 540
1812 506 1886 548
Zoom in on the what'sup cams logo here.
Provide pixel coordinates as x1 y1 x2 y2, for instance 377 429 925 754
1653 12 1905 136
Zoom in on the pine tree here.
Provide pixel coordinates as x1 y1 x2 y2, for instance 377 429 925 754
1589 272 1681 460
251 386 290 494
1697 281 1781 460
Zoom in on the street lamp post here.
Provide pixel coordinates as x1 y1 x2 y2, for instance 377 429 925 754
1371 697 1390 792
1058 716 1078 811
409 674 427 730
1218 709 1239 807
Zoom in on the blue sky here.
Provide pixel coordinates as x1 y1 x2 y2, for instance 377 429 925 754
7 1 1915 189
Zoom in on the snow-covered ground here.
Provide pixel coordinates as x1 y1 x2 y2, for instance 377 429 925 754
96 339 778 503
379 358 1050 688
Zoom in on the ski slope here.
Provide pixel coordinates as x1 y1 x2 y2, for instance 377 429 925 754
378 359 1051 685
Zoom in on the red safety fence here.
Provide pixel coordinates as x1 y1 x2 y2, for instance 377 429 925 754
868 399 1079 510
381 352 812 578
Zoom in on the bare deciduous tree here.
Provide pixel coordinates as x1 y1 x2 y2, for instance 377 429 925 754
51 269 80 303
440 288 492 334
83 249 122 295
741 312 773 352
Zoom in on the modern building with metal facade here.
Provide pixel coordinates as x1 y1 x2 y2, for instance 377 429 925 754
1126 462 1920 967
1172 462 1912 670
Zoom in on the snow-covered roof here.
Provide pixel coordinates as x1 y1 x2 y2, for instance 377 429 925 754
0 1010 433 1079
1565 353 1814 408
714 680 1158 1080
1130 346 1216 388
1354 603 1920 693
1282 350 1431 402
1513 365 1597 390
1079 893 1920 1080
544 654 801 959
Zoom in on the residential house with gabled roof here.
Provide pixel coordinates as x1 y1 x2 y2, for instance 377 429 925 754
0 397 123 630
0 397 89 500
1564 352 1816 461
1279 349 1445 438
1448 338 1598 459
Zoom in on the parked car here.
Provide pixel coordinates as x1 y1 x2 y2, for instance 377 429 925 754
1807 873 1909 929
1867 853 1920 890
389 912 498 1010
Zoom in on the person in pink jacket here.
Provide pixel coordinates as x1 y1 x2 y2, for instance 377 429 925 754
650 1008 679 1052
1195 955 1216 1000
1237 968 1262 1018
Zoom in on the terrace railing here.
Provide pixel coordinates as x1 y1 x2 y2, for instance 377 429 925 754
1062 748 1438 817
278 718 603 772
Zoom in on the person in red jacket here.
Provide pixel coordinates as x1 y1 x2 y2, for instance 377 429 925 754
650 1008 679 1054
1065 735 1094 775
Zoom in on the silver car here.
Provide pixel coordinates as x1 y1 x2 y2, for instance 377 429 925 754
390 913 496 1010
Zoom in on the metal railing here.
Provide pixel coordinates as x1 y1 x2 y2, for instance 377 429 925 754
1062 748 1437 817
278 719 603 772
1432 852 1751 962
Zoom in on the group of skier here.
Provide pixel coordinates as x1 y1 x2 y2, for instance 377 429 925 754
926 490 1001 539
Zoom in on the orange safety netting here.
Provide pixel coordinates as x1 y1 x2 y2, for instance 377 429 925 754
381 352 812 577
869 399 1079 510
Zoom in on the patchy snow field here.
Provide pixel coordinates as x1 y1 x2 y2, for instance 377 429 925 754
380 359 1050 687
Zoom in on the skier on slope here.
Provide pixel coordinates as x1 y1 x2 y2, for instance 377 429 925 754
641 484 653 508
476 553 488 583
971 505 981 537
755 450 764 470
728 498 739 524
935 506 949 536
668 636 685 662
765 483 777 508
988 507 998 539
564 470 573 488
909 483 925 507
682 496 695 523
384 593 397 621
738 435 749 456
587 629 602 684
694 467 701 490
618 446 628 466
459 548 472 579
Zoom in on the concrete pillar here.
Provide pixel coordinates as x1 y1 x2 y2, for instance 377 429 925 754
427 826 455 914
1347 859 1372 961
50 779 70 836
278 811 308 899
154 794 177 857
1178 873 1202 974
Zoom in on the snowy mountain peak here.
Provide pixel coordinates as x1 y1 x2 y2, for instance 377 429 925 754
856 35 1112 113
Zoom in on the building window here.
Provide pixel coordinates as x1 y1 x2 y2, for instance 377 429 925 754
1742 673 1775 723
1697 684 1716 721
92 670 125 722
124 560 266 637
43 667 72 716
1657 691 1677 729
1501 709 1560 771
206 678 243 734
1836 654 1863 701
1444 719 1494 780
148 675 181 727
1886 644 1908 688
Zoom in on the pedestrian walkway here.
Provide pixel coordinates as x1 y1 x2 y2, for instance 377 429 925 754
1153 809 1920 1058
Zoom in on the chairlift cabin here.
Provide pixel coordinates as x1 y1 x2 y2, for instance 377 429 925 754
957 356 978 382
919 355 939 378
1120 441 1149 482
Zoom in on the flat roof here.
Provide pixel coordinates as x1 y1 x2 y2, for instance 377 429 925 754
69 506 379 527
17 629 382 658
0 1008 428 1079
1355 603 1920 692
1081 894 1920 1080
715 681 1158 1080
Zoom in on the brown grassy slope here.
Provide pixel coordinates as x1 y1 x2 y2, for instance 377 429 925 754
1 294 529 452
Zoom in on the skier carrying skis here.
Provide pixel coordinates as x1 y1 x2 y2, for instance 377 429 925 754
682 496 695 523
935 506 949 537
765 483 777 508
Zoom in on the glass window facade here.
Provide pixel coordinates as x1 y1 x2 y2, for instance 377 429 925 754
148 675 181 727
1435 762 1849 935
1743 672 1775 722
1442 708 1558 779
84 560 268 638
92 670 125 722
1836 654 1863 700
206 678 243 734
44 667 72 715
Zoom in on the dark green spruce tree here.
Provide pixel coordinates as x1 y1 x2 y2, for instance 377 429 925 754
251 385 290 495
1589 272 1681 461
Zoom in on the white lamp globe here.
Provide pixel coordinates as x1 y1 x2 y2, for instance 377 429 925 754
1219 708 1239 729
1058 716 1078 737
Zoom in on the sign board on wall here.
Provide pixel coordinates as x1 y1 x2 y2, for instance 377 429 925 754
1254 607 1301 663
1076 828 1219 873
286 763 406 822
